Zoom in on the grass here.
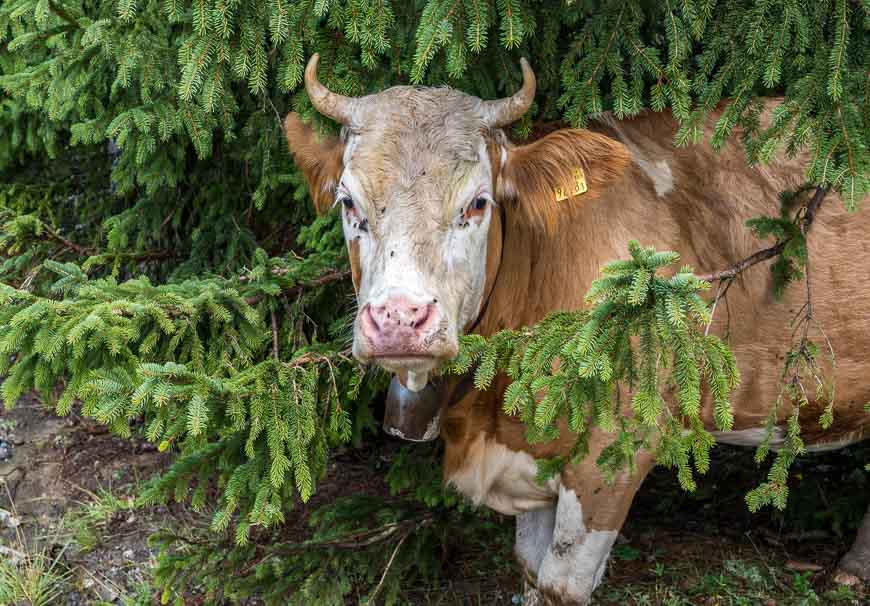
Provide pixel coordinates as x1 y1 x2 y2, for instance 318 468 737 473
0 479 154 605
62 484 140 553
597 554 861 606
0 548 72 606
0 485 72 606
58 481 158 604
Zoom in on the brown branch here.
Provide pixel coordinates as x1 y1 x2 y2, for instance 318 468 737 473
696 241 788 283
45 226 93 256
368 528 413 603
244 269 351 306
42 222 172 264
47 0 81 28
108 250 175 262
282 347 352 370
270 310 280 361
697 186 830 283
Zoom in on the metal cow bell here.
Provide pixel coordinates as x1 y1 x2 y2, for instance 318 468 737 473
382 375 446 442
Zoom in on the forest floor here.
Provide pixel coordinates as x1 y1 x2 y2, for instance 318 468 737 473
0 395 867 606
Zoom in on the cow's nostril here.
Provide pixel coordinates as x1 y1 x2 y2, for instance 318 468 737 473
363 305 382 334
413 305 431 329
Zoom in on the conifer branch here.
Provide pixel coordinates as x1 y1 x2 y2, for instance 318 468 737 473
44 226 93 256
243 268 351 305
697 186 830 283
46 0 81 28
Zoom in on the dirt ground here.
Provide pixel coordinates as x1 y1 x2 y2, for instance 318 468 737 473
0 395 867 605
0 394 168 604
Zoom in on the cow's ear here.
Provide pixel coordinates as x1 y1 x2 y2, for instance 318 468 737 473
284 113 345 215
496 128 631 232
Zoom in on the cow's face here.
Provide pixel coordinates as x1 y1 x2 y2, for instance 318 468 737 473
335 107 495 385
285 55 629 395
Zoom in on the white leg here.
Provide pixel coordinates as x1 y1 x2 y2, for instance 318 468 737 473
515 485 617 605
516 505 556 575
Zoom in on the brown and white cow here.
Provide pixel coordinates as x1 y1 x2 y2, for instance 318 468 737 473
285 54 870 604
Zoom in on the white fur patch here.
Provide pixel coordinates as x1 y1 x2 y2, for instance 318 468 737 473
516 507 557 575
712 427 864 453
534 486 618 604
635 157 674 197
595 114 675 197
712 427 785 448
446 435 560 515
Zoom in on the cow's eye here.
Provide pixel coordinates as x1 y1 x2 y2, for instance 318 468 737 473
462 196 490 222
339 195 354 211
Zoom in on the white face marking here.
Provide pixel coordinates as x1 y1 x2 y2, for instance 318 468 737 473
340 136 498 379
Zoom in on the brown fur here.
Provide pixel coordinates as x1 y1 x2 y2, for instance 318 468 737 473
283 113 344 214
500 129 632 232
444 101 870 538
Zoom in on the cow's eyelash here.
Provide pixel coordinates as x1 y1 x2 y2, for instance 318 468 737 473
460 194 492 216
336 192 370 233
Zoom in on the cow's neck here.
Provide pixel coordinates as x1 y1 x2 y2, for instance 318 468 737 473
476 181 650 335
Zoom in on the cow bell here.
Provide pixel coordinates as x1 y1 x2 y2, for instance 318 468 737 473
383 375 446 442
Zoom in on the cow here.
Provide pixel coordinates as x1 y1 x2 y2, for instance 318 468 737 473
283 54 870 604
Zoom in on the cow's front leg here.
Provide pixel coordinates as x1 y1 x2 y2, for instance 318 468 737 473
534 484 619 603
835 502 870 585
516 448 655 605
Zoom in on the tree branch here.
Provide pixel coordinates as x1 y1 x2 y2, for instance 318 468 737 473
244 269 351 306
45 225 93 256
697 186 829 283
47 0 81 28
271 310 280 361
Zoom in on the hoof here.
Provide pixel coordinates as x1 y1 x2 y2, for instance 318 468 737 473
833 569 866 587
523 581 546 606
835 551 870 585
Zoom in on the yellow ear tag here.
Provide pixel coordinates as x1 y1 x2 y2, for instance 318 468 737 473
554 168 588 202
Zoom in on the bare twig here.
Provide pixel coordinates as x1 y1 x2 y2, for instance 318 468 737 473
697 186 830 283
367 529 412 604
44 225 93 256
282 347 353 370
270 310 280 361
697 243 789 283
704 277 734 336
244 269 351 306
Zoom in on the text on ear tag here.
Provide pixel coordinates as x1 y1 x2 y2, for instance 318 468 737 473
554 167 588 202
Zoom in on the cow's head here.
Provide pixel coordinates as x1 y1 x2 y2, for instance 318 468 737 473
285 55 629 437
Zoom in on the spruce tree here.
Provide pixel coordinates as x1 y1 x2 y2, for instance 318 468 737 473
1 1 868 602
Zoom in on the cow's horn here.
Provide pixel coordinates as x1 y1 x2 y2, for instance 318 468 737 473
305 53 360 125
481 58 536 127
